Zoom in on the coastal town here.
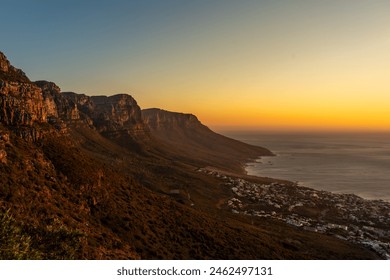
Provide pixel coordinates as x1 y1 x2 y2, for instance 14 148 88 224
198 168 390 259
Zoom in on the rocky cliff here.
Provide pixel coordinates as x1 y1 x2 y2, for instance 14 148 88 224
1 51 148 145
0 52 50 141
33 81 145 132
34 80 61 119
1 52 46 126
0 52 8 72
143 108 203 131
89 94 146 135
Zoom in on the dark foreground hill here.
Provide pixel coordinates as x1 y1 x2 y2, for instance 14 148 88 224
0 51 381 259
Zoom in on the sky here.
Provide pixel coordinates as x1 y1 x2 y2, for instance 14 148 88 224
1 0 390 131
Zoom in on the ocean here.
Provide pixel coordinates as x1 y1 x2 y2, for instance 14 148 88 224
224 131 390 202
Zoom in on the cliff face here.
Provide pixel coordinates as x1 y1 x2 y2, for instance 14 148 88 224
90 94 142 131
0 52 50 141
0 51 148 145
1 52 47 127
143 108 203 131
34 80 60 119
33 80 145 135
0 81 47 126
0 52 10 72
54 92 150 143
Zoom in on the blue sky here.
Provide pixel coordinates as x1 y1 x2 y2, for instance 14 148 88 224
2 1 229 92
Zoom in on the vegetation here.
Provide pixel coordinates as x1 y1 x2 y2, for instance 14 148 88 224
0 209 85 260
26 218 86 260
0 209 41 259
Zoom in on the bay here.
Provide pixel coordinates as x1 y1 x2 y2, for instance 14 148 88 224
224 131 390 202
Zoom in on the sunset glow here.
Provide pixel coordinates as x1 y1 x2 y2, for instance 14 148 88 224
2 0 390 131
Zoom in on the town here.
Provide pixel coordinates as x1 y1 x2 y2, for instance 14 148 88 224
199 168 390 259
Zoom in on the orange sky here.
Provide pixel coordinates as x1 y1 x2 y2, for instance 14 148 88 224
127 2 390 131
4 1 390 132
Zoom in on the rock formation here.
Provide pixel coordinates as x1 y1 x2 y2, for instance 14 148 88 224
90 94 143 131
1 53 46 126
34 80 60 119
0 52 10 72
1 51 148 143
0 52 49 141
143 108 202 131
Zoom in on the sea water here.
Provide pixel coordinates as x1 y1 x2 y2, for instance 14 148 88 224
224 131 390 202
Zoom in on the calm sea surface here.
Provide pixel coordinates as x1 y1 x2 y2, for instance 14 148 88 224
224 131 390 202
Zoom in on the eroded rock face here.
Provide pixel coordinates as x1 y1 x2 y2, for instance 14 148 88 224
90 94 143 133
35 87 147 137
1 52 47 127
34 80 60 118
0 52 10 72
0 53 51 141
35 81 87 122
61 92 93 121
1 51 149 143
47 90 149 139
0 82 47 126
142 108 202 131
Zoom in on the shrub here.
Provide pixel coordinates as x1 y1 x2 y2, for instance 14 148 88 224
0 209 41 259
0 209 86 259
32 219 86 260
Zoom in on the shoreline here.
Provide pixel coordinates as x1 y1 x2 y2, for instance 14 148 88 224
225 131 390 202
199 166 390 259
244 154 390 203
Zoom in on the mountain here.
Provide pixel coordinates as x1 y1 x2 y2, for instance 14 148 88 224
142 108 273 173
0 51 382 259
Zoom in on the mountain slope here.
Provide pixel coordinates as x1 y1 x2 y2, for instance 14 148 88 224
142 108 273 173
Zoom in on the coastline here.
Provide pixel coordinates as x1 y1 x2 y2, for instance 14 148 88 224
212 132 390 259
223 131 390 203
199 166 390 259
244 154 390 203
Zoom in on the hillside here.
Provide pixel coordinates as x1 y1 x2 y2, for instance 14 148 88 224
0 51 383 260
142 108 273 173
